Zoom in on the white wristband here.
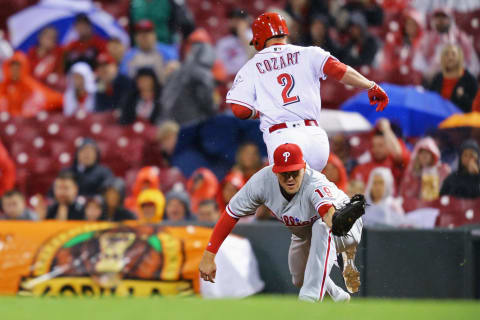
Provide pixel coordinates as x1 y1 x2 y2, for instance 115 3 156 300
368 81 376 90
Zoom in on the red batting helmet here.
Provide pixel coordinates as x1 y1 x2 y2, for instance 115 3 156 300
250 12 289 51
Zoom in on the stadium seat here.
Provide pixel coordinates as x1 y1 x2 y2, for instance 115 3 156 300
435 197 480 227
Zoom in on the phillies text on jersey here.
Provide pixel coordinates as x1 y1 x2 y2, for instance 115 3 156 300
226 44 333 132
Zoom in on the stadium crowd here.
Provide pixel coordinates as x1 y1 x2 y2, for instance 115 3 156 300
1 0 480 228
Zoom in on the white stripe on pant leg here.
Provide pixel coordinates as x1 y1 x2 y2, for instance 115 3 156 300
299 220 336 302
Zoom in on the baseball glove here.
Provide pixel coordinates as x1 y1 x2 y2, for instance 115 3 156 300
331 194 366 237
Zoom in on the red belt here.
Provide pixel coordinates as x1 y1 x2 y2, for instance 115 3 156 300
269 120 319 133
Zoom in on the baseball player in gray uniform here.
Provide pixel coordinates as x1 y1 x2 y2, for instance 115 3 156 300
199 143 364 302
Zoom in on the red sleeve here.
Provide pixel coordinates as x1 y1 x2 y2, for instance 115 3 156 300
206 210 239 254
317 203 333 218
0 142 15 195
323 57 347 81
231 103 258 120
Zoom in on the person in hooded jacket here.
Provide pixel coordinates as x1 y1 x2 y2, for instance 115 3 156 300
187 167 219 214
216 171 245 213
399 137 450 211
364 167 405 227
161 28 218 125
165 189 193 221
102 177 137 221
137 188 166 223
322 153 348 192
63 62 96 116
440 139 480 199
0 51 63 116
67 138 113 198
124 166 160 213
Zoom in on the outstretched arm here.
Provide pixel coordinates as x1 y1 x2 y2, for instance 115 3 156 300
323 58 389 111
199 211 239 283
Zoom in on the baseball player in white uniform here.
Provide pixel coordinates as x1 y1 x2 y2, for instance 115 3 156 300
199 144 365 302
224 12 387 295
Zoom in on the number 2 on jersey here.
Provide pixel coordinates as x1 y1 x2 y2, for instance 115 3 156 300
277 73 300 106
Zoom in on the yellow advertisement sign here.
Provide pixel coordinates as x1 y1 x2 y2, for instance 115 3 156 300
0 221 211 296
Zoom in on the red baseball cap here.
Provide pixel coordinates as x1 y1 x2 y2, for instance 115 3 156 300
135 20 155 32
272 143 306 173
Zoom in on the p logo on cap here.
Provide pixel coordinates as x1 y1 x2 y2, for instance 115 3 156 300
273 143 306 173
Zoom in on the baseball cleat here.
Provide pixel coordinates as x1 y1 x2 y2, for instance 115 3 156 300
342 247 360 294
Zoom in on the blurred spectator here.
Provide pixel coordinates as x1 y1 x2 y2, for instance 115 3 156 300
0 33 13 79
162 29 218 125
215 9 254 77
269 7 302 45
187 167 219 214
46 171 85 220
67 138 113 197
120 20 178 83
413 8 480 80
197 199 220 223
347 179 365 198
231 142 263 181
0 139 15 196
216 171 245 212
440 139 480 198
400 137 451 206
1 190 38 220
63 62 96 116
429 44 478 113
330 133 356 174
137 189 165 222
301 14 340 57
130 0 195 44
165 190 192 221
339 12 379 67
378 9 423 84
63 13 107 70
339 0 384 26
0 52 63 116
27 26 64 90
364 167 405 227
351 119 410 187
142 120 180 167
95 53 133 112
125 166 160 212
106 37 126 65
119 67 163 125
102 177 137 221
84 196 104 221
322 153 348 192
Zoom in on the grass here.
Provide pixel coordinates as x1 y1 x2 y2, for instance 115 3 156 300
0 295 478 320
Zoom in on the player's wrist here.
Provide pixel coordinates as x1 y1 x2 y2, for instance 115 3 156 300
367 81 376 90
203 250 216 259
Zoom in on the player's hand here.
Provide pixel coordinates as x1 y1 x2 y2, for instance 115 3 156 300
368 83 389 111
199 251 217 283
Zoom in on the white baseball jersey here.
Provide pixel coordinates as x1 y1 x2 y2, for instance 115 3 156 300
226 44 332 132
226 165 349 237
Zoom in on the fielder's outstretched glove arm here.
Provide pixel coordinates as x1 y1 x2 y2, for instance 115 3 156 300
331 194 366 237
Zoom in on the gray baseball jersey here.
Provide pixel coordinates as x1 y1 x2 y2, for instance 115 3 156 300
226 165 349 238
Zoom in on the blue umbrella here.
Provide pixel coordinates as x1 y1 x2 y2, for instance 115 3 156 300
341 83 462 137
7 0 129 52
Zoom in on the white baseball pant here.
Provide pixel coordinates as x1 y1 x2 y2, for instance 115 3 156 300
263 123 330 171
289 219 363 302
